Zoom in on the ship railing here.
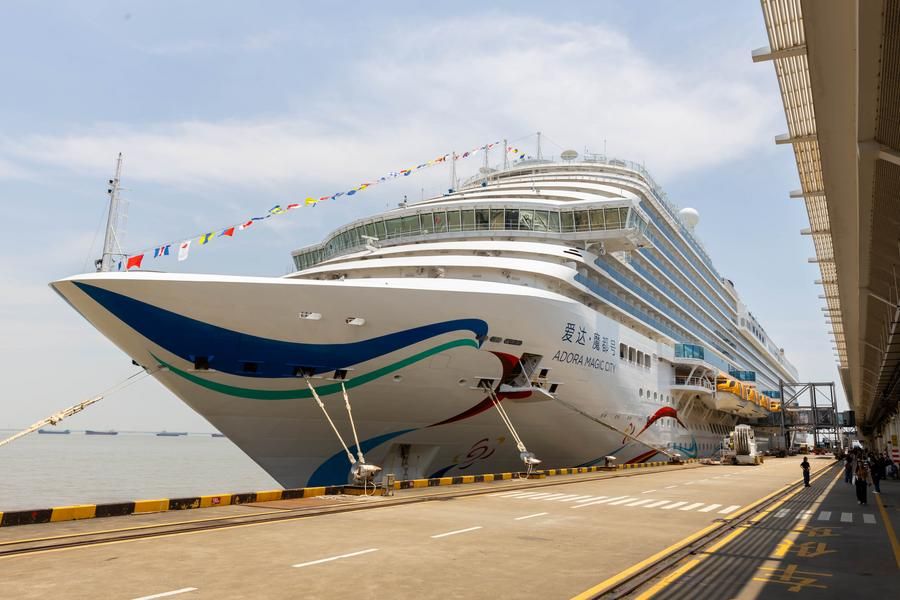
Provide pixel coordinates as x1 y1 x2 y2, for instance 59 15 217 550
673 375 715 391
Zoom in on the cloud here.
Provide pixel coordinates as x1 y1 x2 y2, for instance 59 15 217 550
0 16 780 189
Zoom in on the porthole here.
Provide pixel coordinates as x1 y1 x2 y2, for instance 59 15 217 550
457 378 467 386
393 375 403 382
639 388 643 397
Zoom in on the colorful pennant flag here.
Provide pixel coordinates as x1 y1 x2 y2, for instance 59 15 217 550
178 240 191 261
123 138 529 264
126 254 144 270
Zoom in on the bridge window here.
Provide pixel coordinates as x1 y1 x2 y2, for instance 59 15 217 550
505 208 519 230
490 208 505 230
433 211 447 232
628 347 636 363
574 210 590 232
475 209 490 230
462 209 475 231
519 209 534 230
534 210 550 231
620 343 626 359
561 211 575 233
448 210 461 232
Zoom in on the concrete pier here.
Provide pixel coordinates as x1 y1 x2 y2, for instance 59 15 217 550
3 456 894 599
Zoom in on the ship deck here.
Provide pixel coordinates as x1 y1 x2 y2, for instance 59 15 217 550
0 456 896 599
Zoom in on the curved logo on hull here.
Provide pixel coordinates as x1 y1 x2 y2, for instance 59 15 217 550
73 281 487 378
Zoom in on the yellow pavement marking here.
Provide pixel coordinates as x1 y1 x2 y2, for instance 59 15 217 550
569 462 836 600
875 493 900 569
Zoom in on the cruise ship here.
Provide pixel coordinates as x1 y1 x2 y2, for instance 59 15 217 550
51 152 799 488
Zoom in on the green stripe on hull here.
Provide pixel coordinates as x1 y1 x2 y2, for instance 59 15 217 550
151 338 478 400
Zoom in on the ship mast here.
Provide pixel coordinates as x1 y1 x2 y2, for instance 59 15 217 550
536 131 542 160
98 153 124 272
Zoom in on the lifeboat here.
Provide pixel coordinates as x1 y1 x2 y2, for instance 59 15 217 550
715 376 768 418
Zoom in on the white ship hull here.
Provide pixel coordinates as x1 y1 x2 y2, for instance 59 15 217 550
52 272 719 487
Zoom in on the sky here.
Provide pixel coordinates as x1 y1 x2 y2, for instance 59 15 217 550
0 0 845 433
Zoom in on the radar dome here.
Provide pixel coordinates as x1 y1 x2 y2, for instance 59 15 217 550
678 207 700 230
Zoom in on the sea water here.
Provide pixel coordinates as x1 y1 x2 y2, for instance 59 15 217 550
0 432 280 511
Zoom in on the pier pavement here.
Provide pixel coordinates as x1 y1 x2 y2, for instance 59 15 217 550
1 456 895 599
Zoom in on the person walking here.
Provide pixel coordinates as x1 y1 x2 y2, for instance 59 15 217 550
844 453 854 484
871 455 882 494
801 456 811 487
855 461 871 505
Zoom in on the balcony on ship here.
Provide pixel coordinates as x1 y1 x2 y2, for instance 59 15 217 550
669 343 718 412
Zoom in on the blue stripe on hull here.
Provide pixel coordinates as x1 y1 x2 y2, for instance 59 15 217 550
73 282 488 378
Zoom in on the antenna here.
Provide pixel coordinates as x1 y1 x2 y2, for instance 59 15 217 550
98 153 124 272
503 138 509 169
536 131 542 160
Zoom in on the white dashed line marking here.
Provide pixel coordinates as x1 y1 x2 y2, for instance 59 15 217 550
515 512 549 521
817 511 831 521
661 501 688 510
719 505 741 514
680 502 705 511
644 500 671 508
132 589 198 600
698 504 721 513
774 509 790 519
431 526 482 539
863 514 876 525
641 490 656 494
293 549 379 568
840 512 853 523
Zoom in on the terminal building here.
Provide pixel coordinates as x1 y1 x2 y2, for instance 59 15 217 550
757 0 900 458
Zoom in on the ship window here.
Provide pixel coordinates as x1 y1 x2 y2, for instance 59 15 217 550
560 211 575 233
603 208 621 229
490 208 505 230
534 210 550 232
241 361 260 374
193 356 210 370
433 211 447 232
589 209 605 230
421 212 435 232
401 215 420 235
489 336 502 343
574 210 590 232
539 368 549 378
385 218 401 238
654 391 658 400
519 209 534 231
637 351 644 366
619 343 626 359
372 220 385 239
505 208 519 230
475 209 490 230
628 347 636 363
503 338 523 346
548 210 561 232
548 383 559 393
445 210 460 232
461 209 475 231
639 388 643 397
645 355 651 368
